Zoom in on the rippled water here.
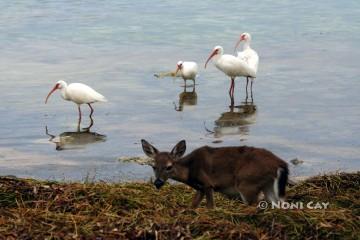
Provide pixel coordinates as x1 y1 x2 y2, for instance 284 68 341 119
0 1 359 181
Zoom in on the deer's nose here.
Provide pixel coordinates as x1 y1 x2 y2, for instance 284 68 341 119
154 178 165 189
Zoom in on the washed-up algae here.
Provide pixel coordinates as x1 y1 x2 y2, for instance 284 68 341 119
0 172 359 239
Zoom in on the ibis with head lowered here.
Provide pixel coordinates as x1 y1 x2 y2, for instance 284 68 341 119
45 80 107 123
175 61 198 86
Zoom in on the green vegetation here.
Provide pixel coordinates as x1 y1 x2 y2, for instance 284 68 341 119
0 172 359 239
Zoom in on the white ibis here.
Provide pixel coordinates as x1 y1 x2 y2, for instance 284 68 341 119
205 46 255 101
234 32 259 95
175 61 198 85
45 80 107 123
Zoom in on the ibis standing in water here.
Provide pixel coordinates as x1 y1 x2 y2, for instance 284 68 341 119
234 32 259 97
205 46 255 103
175 61 198 86
45 80 107 127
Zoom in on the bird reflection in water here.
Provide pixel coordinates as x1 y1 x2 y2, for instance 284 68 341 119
45 119 106 151
174 85 197 112
212 96 257 138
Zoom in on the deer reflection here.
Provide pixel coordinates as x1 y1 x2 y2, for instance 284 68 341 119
174 85 197 112
213 96 257 138
45 124 106 151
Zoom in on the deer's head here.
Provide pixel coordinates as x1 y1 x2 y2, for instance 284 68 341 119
141 139 186 189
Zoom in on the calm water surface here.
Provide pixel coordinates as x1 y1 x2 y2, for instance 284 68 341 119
0 1 359 181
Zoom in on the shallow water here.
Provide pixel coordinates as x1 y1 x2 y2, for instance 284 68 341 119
0 1 359 181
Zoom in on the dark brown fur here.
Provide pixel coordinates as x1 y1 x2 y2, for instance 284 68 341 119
142 139 288 209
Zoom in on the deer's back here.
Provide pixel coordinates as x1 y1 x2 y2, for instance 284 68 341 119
185 145 287 180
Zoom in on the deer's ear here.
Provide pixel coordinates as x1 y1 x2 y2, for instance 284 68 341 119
141 139 159 158
171 140 186 159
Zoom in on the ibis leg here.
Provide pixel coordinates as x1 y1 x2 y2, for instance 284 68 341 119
78 105 82 120
85 117 94 131
229 78 235 98
88 103 94 118
78 105 82 122
232 80 235 97
230 95 234 108
246 77 249 100
77 105 82 132
228 80 232 97
229 78 235 106
82 103 94 131
250 79 254 101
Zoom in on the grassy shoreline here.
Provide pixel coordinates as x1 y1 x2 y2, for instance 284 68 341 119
0 172 359 239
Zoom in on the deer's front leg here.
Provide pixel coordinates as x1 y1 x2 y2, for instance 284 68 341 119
204 188 215 209
197 170 215 209
191 190 204 208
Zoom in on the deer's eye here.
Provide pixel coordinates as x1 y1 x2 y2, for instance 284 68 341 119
152 166 157 170
166 165 173 171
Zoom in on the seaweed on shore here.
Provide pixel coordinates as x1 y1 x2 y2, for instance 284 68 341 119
0 172 359 239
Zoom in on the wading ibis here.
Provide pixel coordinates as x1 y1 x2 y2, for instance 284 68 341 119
175 61 198 86
45 80 107 123
205 46 255 103
234 32 259 96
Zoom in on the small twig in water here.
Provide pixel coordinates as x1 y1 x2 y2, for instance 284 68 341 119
203 121 215 134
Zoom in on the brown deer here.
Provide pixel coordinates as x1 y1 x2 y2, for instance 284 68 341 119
141 139 288 209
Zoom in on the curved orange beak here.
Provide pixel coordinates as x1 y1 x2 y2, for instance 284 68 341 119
204 49 218 69
45 83 60 104
234 35 245 52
